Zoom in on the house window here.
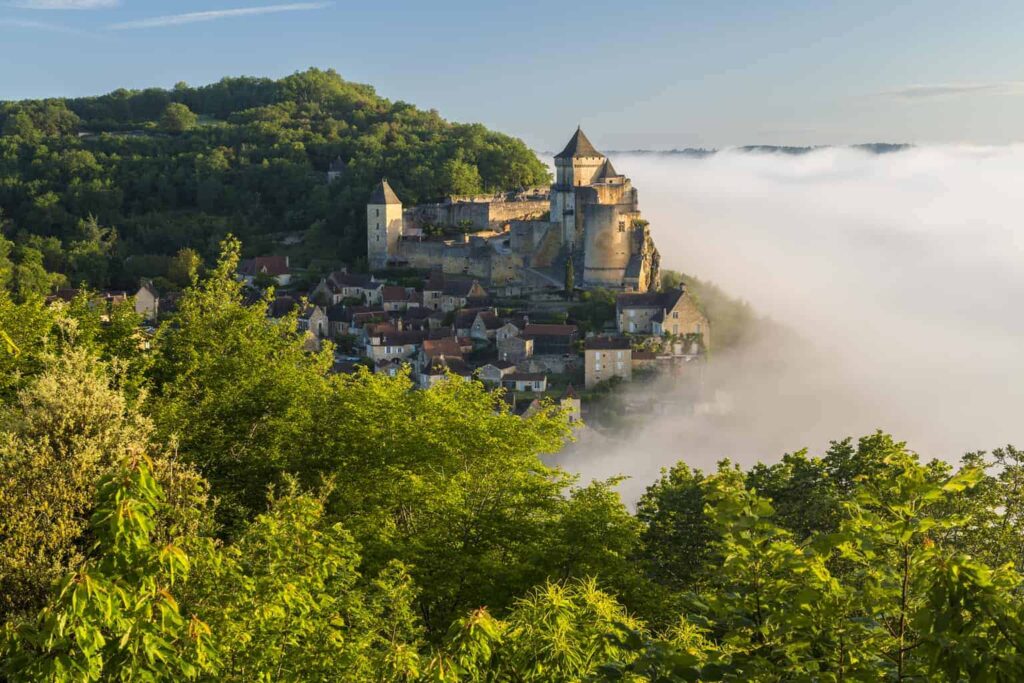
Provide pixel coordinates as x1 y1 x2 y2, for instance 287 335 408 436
616 362 623 370
672 311 679 319
629 310 635 317
673 324 679 335
616 351 622 359
595 362 602 371
618 221 625 232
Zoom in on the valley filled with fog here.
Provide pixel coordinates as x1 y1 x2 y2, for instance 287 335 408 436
555 146 1024 501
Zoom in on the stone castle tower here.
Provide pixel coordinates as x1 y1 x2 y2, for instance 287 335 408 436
367 178 403 269
551 127 660 292
551 126 607 246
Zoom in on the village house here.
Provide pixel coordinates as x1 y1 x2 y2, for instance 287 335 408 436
440 279 488 312
470 310 503 341
454 307 493 339
497 335 534 363
375 358 410 378
267 294 299 319
493 316 528 342
238 256 291 286
617 287 709 344
584 336 633 388
421 271 445 310
477 361 517 386
312 271 385 306
561 385 582 424
382 285 422 312
420 355 472 388
503 372 548 393
522 323 579 356
365 330 426 364
134 281 160 321
297 304 328 339
419 336 464 370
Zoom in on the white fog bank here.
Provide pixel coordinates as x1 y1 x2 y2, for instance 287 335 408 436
554 146 1024 501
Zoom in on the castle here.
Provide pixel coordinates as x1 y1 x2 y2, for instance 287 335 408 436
367 127 661 293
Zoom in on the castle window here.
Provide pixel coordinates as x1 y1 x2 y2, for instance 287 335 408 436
618 221 625 232
376 208 380 217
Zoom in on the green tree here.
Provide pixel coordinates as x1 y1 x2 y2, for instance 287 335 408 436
564 257 575 299
0 348 208 622
167 247 202 288
161 102 198 134
0 456 215 681
184 482 424 681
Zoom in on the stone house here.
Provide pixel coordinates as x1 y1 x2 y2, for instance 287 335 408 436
374 358 409 378
420 355 473 388
365 330 426 364
497 335 534 364
419 336 464 370
312 271 385 306
297 304 328 339
522 323 579 356
561 385 582 424
470 310 503 341
495 321 523 342
440 280 488 312
382 286 422 313
477 361 517 385
617 288 709 345
584 336 632 389
134 281 160 321
454 308 493 339
238 256 291 286
503 372 548 393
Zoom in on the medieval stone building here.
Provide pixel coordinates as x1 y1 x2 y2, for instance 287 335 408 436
366 127 660 292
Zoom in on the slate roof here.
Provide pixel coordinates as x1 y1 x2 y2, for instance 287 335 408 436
442 279 482 297
523 323 579 338
616 288 685 310
555 126 603 160
369 178 402 205
425 355 472 376
329 272 379 289
267 295 298 318
595 158 619 180
239 255 290 277
585 336 631 351
377 331 426 346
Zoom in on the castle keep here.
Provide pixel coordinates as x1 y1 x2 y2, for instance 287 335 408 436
367 127 660 292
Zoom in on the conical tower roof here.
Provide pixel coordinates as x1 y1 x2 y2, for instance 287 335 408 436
369 178 402 205
595 158 619 180
555 126 603 159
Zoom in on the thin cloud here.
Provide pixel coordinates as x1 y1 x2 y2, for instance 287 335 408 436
0 17 83 32
9 0 118 8
107 2 331 30
876 82 1024 100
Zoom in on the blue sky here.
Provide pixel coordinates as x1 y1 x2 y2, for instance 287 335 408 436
3 0 1024 149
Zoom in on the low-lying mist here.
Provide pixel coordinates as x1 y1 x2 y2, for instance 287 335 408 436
554 145 1024 502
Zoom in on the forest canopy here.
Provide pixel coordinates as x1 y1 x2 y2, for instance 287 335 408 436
0 68 551 290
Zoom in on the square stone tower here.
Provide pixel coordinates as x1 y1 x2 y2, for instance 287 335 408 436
367 178 403 269
551 127 606 247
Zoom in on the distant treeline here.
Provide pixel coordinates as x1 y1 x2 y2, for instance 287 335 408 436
604 143 913 157
0 68 551 290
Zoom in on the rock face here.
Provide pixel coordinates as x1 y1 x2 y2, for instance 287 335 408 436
368 127 661 293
